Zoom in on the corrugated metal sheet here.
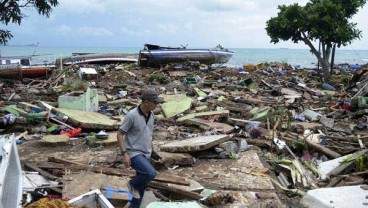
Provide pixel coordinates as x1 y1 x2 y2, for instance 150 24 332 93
0 134 23 208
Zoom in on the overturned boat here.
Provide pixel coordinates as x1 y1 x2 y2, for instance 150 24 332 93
138 44 234 67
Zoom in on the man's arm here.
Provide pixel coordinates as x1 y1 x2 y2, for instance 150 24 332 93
117 131 131 167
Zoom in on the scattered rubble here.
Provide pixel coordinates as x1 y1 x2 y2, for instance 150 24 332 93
1 60 368 207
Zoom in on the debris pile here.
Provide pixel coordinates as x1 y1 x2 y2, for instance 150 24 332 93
1 60 368 207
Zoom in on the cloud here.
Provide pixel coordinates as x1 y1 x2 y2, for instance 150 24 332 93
57 25 72 35
194 0 257 12
78 27 114 36
57 25 113 36
120 27 152 36
4 0 368 49
58 0 107 14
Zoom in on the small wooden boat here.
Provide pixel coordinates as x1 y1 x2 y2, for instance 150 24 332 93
0 56 50 79
138 44 234 67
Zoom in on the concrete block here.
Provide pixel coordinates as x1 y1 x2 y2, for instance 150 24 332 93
58 88 99 112
301 185 367 208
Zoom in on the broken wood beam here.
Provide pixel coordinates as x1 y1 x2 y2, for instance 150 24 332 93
45 158 190 186
281 133 342 159
247 139 271 148
304 139 342 159
147 188 170 202
154 174 190 186
49 117 75 130
148 181 201 200
326 175 345 187
323 135 357 141
48 156 85 166
24 163 60 181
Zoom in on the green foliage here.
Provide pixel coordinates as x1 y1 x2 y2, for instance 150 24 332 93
228 153 238 159
291 140 308 153
355 155 366 171
146 73 169 84
276 106 288 116
266 0 366 81
0 30 12 44
341 153 367 172
266 0 365 46
0 0 59 44
266 4 307 44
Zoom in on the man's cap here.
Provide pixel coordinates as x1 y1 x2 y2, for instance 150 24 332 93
141 89 164 103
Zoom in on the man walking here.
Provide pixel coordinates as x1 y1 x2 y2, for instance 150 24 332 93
117 88 164 208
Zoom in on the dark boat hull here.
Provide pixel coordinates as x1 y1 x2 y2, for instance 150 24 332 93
0 66 49 79
139 48 234 67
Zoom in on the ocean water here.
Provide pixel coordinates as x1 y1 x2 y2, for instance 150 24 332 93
1 46 368 68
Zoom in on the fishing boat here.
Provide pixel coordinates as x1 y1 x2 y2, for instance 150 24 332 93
138 44 234 67
0 56 50 79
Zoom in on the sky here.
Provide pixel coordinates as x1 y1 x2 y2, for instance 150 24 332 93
4 0 368 49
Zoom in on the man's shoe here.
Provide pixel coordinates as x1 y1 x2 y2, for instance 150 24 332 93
127 181 140 199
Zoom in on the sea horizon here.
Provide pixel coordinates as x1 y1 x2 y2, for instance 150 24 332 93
1 45 368 68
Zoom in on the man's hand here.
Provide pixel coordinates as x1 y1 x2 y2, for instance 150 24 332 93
151 150 162 161
122 153 131 167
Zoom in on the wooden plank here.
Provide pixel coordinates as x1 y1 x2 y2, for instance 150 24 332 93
326 175 345 187
281 133 342 159
154 173 190 186
160 134 231 153
247 139 271 148
24 163 59 181
48 156 86 166
304 139 342 159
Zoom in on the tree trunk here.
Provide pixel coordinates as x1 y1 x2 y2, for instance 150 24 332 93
330 44 336 75
321 58 331 82
301 34 332 82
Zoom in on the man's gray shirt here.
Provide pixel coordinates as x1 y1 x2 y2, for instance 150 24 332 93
119 107 154 159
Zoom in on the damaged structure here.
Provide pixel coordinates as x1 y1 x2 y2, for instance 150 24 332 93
1 50 368 208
